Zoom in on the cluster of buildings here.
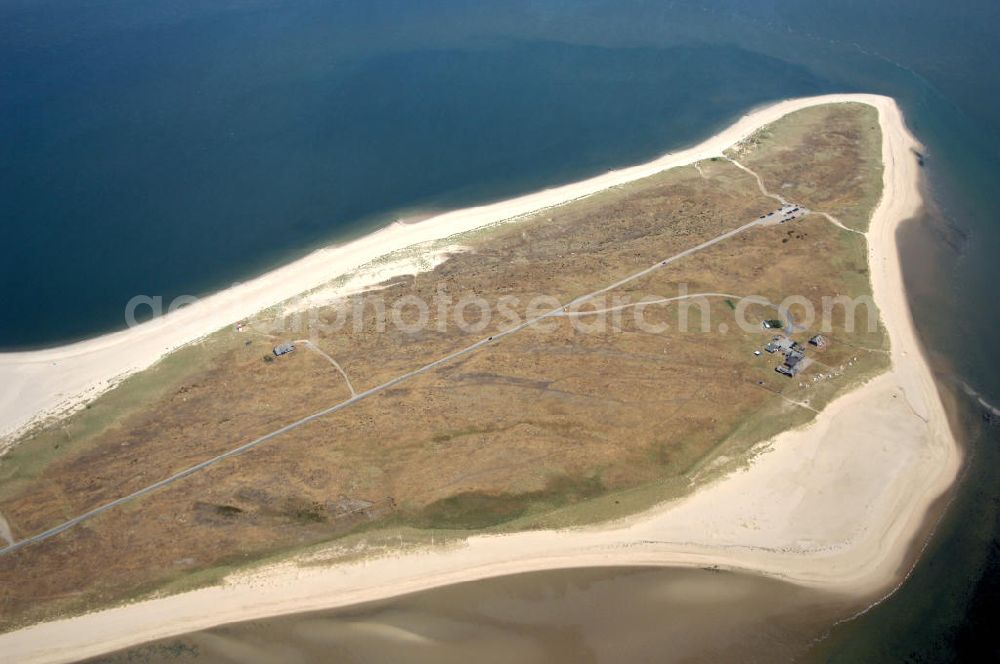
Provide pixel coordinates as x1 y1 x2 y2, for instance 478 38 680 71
757 203 807 224
763 333 826 377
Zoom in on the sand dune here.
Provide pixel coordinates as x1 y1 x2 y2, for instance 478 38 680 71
0 94 961 663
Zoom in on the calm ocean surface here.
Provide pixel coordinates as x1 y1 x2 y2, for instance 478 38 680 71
4 0 999 660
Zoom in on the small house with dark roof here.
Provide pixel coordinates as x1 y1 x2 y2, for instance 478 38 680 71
776 350 807 377
273 342 295 357
765 336 795 354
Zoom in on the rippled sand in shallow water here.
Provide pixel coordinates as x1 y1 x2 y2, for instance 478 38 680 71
91 566 853 664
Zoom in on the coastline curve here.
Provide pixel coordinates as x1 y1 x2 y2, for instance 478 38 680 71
0 94 962 663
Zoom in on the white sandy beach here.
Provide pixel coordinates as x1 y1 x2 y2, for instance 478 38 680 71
0 94 961 663
0 94 927 443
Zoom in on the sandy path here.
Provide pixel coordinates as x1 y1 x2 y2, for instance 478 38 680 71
0 513 13 547
0 95 961 663
294 340 357 397
727 155 859 235
0 94 922 444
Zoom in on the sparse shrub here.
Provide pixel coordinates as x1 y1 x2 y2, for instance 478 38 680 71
213 504 244 517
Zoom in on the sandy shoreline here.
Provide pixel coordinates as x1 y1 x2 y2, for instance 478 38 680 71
0 94 903 443
0 94 962 663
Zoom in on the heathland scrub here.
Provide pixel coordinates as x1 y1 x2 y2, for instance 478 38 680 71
0 95 961 663
0 104 885 573
0 95 909 445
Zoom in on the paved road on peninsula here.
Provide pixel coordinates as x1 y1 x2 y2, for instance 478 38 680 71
0 206 792 557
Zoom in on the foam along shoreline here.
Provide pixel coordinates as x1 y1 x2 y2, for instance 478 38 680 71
0 94 961 664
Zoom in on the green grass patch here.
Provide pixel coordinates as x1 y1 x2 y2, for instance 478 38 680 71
411 474 605 530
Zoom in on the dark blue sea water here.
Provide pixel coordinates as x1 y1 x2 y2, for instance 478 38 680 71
3 0 1000 659
1 2 836 349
